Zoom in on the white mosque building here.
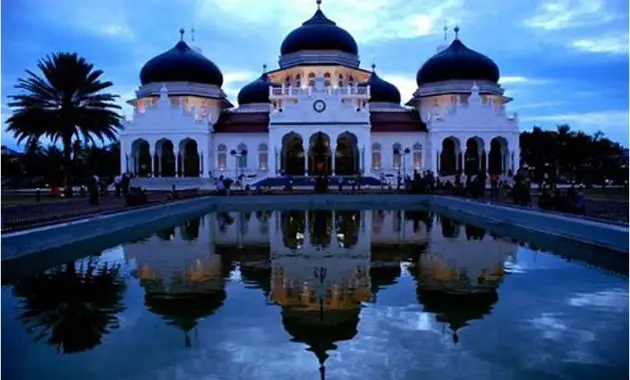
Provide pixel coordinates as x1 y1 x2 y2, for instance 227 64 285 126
120 0 520 187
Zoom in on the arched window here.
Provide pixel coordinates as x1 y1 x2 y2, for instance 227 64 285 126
348 75 354 87
371 143 381 170
217 144 227 170
237 143 248 169
393 143 402 169
258 143 268 170
308 72 316 87
285 76 291 85
338 73 344 87
412 143 422 169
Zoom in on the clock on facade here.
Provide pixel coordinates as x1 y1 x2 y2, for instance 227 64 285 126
313 99 326 113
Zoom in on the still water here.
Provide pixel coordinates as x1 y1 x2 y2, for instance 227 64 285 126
2 210 628 380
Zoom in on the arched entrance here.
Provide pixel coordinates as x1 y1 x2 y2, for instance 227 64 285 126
156 139 176 177
308 132 332 176
131 139 152 177
281 132 305 176
464 137 484 175
488 137 509 175
439 137 459 176
335 132 359 176
180 138 200 177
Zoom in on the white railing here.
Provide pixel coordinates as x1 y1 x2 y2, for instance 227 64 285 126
270 85 370 98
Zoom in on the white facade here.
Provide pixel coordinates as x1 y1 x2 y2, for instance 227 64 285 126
120 18 520 186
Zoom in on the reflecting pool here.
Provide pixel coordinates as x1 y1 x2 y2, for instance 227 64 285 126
2 209 628 380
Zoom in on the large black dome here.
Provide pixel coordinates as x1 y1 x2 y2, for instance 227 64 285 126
237 73 280 105
280 7 358 56
416 38 499 86
360 67 401 104
140 38 224 87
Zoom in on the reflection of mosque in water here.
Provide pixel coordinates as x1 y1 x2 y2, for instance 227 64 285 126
123 209 516 374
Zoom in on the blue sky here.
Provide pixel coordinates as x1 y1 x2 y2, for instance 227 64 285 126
1 0 628 149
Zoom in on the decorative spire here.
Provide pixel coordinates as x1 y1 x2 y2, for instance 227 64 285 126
454 25 460 40
262 64 268 73
179 27 185 41
316 0 322 10
190 25 196 42
443 21 448 42
371 62 376 72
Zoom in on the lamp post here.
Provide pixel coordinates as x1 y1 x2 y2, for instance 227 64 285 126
230 148 248 180
403 147 411 177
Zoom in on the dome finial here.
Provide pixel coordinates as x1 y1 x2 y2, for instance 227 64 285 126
179 27 185 41
453 25 460 40
371 62 376 72
262 64 267 73
190 25 196 42
316 0 322 10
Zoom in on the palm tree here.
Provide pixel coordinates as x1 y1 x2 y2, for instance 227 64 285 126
6 52 123 196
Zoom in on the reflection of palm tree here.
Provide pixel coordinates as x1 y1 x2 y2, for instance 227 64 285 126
13 257 126 354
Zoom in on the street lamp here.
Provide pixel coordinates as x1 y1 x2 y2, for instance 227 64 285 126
230 148 248 179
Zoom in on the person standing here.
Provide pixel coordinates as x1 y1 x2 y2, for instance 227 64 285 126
114 174 122 197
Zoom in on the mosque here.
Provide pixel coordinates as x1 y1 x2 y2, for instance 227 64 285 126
120 0 520 187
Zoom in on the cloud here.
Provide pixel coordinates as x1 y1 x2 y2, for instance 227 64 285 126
500 76 552 85
38 0 135 41
196 0 467 44
523 0 620 30
571 34 629 54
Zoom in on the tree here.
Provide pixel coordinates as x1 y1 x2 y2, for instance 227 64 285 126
6 52 123 196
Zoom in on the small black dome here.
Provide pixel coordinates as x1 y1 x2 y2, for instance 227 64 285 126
237 73 280 105
140 40 224 87
416 38 500 86
360 69 401 104
280 8 358 56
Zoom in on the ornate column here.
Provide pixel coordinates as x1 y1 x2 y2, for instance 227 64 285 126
149 146 155 177
331 144 337 175
302 142 309 175
274 146 280 175
359 145 365 175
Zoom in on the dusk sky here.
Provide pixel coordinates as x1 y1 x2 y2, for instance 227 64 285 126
1 0 628 149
